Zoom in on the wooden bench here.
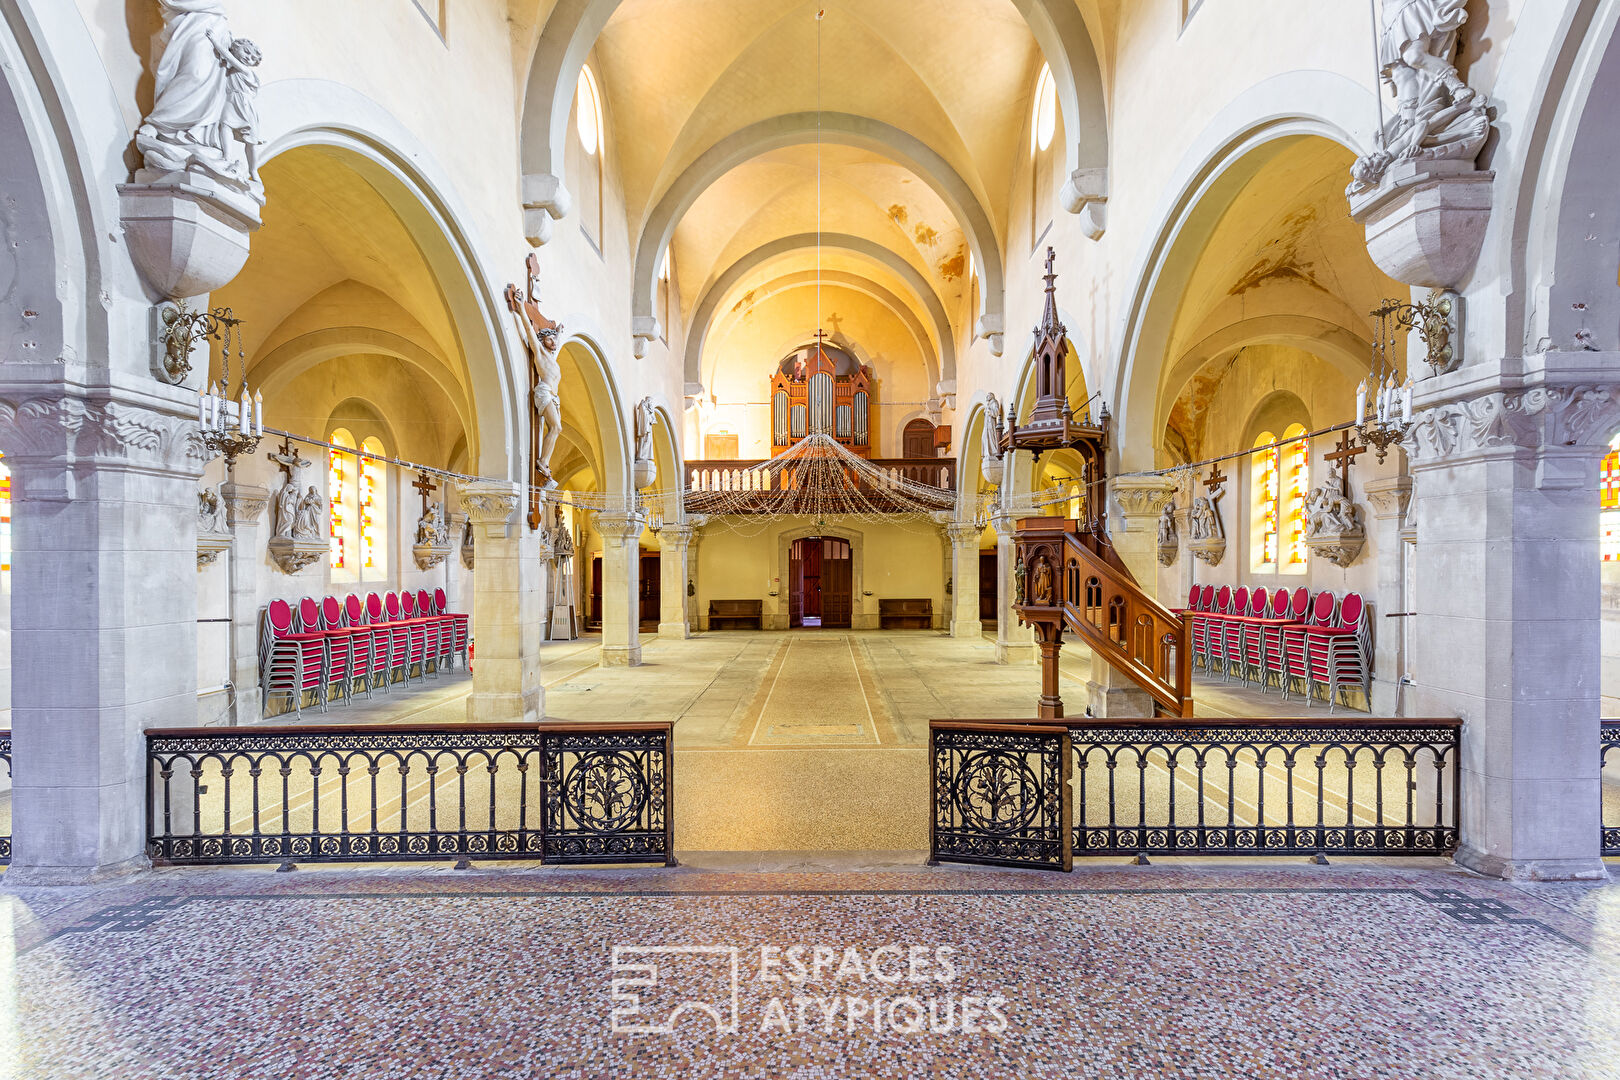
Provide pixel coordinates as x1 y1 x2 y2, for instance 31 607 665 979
708 599 763 630
878 598 933 630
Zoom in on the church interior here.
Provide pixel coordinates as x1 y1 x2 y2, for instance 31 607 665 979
4 1 1620 1076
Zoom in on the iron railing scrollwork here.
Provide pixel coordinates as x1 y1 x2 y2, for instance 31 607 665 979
930 718 1459 870
145 721 674 867
0 730 11 865
929 722 1072 871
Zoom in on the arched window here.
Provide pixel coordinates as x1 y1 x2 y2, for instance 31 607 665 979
657 244 672 344
1029 63 1060 250
329 429 388 582
1280 424 1310 570
1252 425 1310 574
1250 431 1279 572
0 453 11 584
573 64 605 251
1602 433 1620 561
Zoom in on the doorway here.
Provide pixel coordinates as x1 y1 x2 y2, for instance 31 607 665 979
640 551 660 631
979 549 997 627
789 536 852 629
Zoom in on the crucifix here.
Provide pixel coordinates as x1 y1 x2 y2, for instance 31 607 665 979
412 471 439 517
1204 461 1227 499
1322 429 1366 499
266 436 311 483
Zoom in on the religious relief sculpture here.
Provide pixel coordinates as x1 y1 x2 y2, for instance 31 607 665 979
1187 493 1227 567
1303 463 1367 568
460 517 475 570
1156 501 1178 568
1031 557 1054 606
412 502 453 570
264 439 327 573
633 396 657 489
196 484 232 567
1013 555 1026 606
1348 0 1487 197
506 254 563 498
981 393 1005 487
136 1 265 199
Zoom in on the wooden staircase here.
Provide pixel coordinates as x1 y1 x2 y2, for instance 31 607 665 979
1013 516 1193 719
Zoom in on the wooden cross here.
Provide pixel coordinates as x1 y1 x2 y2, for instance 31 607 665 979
266 436 310 482
412 471 439 516
1322 429 1366 499
1204 462 1227 498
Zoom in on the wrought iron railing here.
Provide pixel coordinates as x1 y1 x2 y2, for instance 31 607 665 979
146 721 674 867
0 730 11 865
1602 721 1620 856
929 722 1071 871
930 717 1460 870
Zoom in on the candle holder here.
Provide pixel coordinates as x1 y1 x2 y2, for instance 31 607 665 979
192 306 263 469
1354 300 1417 463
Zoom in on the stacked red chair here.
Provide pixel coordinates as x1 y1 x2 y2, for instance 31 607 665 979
321 595 373 703
1304 591 1370 712
433 588 470 671
296 596 354 707
385 591 430 685
1256 586 1301 693
1218 585 1251 684
1206 585 1234 680
1236 587 1273 686
1283 590 1338 705
368 592 412 688
403 589 449 678
347 593 393 695
259 598 329 719
1189 584 1216 672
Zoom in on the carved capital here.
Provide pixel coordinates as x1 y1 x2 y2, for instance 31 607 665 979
658 524 696 550
1109 476 1177 528
1362 476 1414 522
219 481 269 529
594 511 647 544
945 522 983 546
267 535 327 575
1404 383 1620 467
0 394 209 500
457 480 522 529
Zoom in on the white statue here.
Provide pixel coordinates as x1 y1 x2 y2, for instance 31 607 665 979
1306 466 1363 536
1190 495 1223 542
1349 0 1487 195
292 486 325 541
634 396 656 464
982 393 1005 464
198 486 228 534
272 480 299 539
506 254 563 488
1157 502 1177 548
135 1 264 194
416 502 451 547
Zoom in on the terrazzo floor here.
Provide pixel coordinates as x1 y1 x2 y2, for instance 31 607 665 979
5 859 1620 1079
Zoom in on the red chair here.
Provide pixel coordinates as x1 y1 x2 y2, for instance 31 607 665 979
415 589 456 674
1206 585 1234 680
386 591 429 684
368 592 412 689
404 589 448 678
433 588 470 671
1306 591 1371 712
1257 586 1297 693
322 595 373 703
1283 591 1338 705
260 598 328 719
1218 585 1251 683
348 593 392 694
298 596 354 707
1238 587 1272 686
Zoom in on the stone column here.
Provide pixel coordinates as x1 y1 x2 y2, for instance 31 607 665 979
1363 475 1414 716
458 480 543 723
657 523 694 639
3 392 208 883
219 478 268 726
946 522 983 638
1088 476 1177 717
686 517 707 631
595 511 645 666
447 511 467 614
991 507 1034 663
1404 360 1619 880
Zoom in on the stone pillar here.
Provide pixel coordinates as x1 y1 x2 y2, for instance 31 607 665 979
447 511 467 614
657 523 694 639
4 392 207 883
1404 360 1620 880
991 507 1034 663
686 518 707 631
458 480 543 723
595 511 645 666
219 479 268 726
1088 476 1178 718
946 522 983 638
1363 475 1414 716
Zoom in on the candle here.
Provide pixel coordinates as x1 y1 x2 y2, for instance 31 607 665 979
239 389 250 434
198 393 207 426
1401 379 1413 424
253 390 264 436
1355 379 1367 422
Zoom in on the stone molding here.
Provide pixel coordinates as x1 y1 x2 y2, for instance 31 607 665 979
1403 383 1620 467
1109 476 1177 528
219 481 269 528
0 395 210 499
1304 531 1365 569
412 543 452 571
1362 476 1414 522
594 511 647 543
457 480 522 533
1188 536 1226 567
267 535 326 575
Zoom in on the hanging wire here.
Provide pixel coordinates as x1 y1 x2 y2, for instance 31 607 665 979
815 6 825 339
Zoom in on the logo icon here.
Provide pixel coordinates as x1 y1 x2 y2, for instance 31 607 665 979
610 946 741 1035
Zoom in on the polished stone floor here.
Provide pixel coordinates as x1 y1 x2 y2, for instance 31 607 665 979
5 859 1620 1079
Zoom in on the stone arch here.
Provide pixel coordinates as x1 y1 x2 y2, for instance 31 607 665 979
1108 71 1379 472
518 0 1109 233
255 79 523 481
631 113 1005 335
556 319 634 505
644 400 684 523
685 232 955 389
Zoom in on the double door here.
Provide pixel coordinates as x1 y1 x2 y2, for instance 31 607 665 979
789 536 852 628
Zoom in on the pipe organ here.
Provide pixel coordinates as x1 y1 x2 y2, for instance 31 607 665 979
770 342 873 457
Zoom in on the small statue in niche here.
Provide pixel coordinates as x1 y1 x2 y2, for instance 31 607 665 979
1031 557 1053 606
273 478 300 539
416 502 451 547
1190 495 1222 542
1013 555 1026 605
982 393 1005 465
634 396 656 464
198 485 228 534
1305 465 1362 537
292 485 324 541
1156 501 1178 567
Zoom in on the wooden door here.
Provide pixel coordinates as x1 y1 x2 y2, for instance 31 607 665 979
640 552 660 626
788 539 804 628
589 556 603 629
903 418 935 459
802 538 823 618
980 550 998 623
821 538 853 628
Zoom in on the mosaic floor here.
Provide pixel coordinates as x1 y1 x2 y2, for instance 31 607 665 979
5 860 1620 1079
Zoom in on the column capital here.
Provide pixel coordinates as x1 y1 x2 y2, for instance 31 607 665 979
457 480 522 526
0 392 210 500
1109 475 1177 529
945 521 982 545
657 523 695 547
1362 476 1414 522
594 510 647 543
219 480 269 528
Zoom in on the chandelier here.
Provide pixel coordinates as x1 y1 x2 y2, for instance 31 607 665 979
187 305 263 467
1354 299 1416 462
